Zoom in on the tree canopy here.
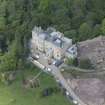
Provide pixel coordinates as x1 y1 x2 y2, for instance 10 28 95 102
0 0 105 72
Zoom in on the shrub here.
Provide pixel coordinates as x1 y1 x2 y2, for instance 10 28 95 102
79 59 94 69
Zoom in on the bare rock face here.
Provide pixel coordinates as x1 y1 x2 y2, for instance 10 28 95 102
70 78 105 105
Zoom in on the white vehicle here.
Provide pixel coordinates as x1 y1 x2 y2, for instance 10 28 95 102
45 68 52 72
31 54 39 60
35 55 39 59
73 100 78 105
53 60 56 65
66 91 70 95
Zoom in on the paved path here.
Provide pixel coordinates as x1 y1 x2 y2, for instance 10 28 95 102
62 65 95 73
62 64 105 75
29 51 87 105
49 65 87 105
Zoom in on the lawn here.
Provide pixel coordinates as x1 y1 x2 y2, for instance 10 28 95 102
0 67 73 105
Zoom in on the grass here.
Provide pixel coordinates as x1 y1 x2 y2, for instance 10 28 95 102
0 67 73 105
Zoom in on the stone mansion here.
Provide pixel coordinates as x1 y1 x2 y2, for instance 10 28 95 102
30 26 77 60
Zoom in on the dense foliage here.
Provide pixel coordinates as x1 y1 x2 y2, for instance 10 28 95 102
0 0 105 71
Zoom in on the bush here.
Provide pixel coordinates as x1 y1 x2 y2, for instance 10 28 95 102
41 87 60 97
66 58 78 66
79 59 93 69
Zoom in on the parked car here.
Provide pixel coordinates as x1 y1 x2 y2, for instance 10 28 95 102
45 68 52 72
31 54 39 60
53 60 56 65
66 91 70 96
54 60 64 67
73 100 78 105
66 91 73 100
68 95 74 101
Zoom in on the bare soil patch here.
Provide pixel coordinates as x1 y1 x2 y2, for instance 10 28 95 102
68 78 105 105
